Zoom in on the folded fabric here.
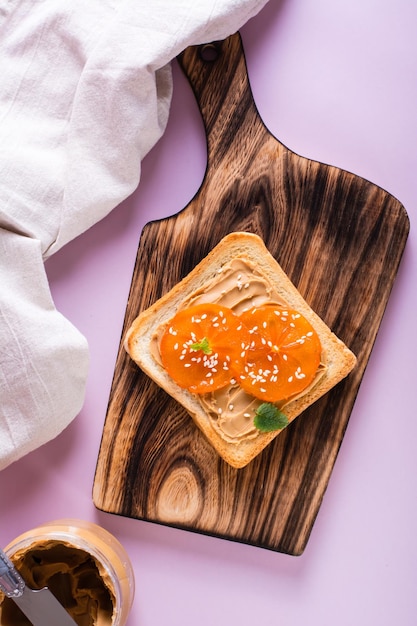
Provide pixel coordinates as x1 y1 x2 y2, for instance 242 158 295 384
0 0 269 470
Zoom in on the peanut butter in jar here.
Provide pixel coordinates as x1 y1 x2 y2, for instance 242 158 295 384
0 519 135 626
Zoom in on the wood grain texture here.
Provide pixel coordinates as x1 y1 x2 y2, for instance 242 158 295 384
93 34 409 555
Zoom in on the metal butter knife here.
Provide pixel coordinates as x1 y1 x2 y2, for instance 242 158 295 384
0 547 77 626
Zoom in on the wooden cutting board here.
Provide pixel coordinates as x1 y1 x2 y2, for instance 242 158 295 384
93 33 409 555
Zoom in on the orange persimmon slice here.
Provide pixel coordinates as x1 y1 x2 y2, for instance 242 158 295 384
238 304 322 403
159 303 251 394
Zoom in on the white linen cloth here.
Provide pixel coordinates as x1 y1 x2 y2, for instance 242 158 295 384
0 0 269 470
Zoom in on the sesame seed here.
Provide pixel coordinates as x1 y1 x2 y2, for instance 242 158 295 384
244 413 251 418
229 404 234 410
288 375 293 382
173 343 179 350
184 363 191 368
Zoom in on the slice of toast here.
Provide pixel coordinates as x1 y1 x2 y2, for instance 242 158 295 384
124 232 356 468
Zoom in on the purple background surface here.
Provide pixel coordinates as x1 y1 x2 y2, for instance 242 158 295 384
1 1 416 624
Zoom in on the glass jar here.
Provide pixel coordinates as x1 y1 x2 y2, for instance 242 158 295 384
0 519 135 626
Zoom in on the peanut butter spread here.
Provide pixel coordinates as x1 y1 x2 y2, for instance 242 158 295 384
153 257 326 444
181 258 286 314
0 541 114 626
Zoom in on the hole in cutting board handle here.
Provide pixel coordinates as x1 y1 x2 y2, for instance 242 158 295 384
199 42 221 62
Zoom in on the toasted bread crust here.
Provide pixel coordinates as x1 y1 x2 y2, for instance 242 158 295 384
125 232 356 468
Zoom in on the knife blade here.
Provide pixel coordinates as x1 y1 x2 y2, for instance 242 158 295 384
0 547 77 626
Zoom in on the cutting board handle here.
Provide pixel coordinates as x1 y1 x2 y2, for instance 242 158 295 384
177 33 272 168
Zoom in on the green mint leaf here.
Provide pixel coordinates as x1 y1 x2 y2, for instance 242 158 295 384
190 337 211 354
254 403 289 432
